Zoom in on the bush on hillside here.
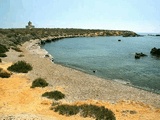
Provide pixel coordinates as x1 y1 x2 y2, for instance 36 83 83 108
31 78 49 88
80 104 116 120
42 90 65 100
0 44 8 53
53 104 116 120
7 61 32 73
0 53 7 57
54 105 79 116
0 68 11 78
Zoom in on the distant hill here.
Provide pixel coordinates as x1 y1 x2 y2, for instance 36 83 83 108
0 28 138 47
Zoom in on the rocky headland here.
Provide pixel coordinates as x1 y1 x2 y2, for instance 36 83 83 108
0 28 139 47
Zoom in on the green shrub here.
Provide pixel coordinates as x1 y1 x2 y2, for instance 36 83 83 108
0 44 8 53
7 61 32 73
0 68 11 78
54 105 79 116
0 53 7 57
53 104 116 120
42 90 65 100
31 78 48 88
80 104 116 120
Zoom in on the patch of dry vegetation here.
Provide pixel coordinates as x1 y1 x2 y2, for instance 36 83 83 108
7 61 32 73
42 90 65 100
52 104 116 120
31 78 49 88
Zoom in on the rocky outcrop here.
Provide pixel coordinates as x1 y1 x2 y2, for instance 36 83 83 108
150 47 160 57
122 31 139 37
135 53 147 59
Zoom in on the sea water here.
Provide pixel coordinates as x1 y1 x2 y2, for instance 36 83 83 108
42 36 160 94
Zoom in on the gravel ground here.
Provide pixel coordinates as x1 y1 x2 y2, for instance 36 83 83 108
0 114 57 120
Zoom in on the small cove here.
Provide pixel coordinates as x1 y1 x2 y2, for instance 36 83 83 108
42 36 160 94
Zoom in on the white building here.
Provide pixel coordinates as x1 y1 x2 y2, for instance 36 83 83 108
26 21 35 29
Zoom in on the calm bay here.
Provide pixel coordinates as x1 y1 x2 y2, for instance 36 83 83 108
42 36 160 94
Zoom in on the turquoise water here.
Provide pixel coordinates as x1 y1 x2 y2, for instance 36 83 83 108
42 36 160 94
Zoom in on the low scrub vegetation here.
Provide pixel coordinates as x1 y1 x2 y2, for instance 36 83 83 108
42 90 65 100
0 68 11 78
0 44 8 58
0 28 137 47
7 61 32 73
0 58 2 62
53 104 116 120
0 53 7 57
54 105 79 116
31 78 49 88
0 44 8 53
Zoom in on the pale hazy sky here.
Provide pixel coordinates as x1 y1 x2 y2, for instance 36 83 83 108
0 0 160 33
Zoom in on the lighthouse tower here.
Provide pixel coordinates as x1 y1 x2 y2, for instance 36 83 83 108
26 21 35 29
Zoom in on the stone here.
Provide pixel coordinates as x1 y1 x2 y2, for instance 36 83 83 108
135 53 147 59
150 47 160 57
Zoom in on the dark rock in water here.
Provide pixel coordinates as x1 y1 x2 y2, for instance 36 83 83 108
40 40 45 45
150 47 160 57
45 39 52 43
135 54 140 59
118 39 121 42
52 58 54 62
135 53 147 59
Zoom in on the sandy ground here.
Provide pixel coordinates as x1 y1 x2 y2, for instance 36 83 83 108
0 39 160 120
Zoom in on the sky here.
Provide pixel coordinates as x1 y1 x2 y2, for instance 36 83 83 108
0 0 160 33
